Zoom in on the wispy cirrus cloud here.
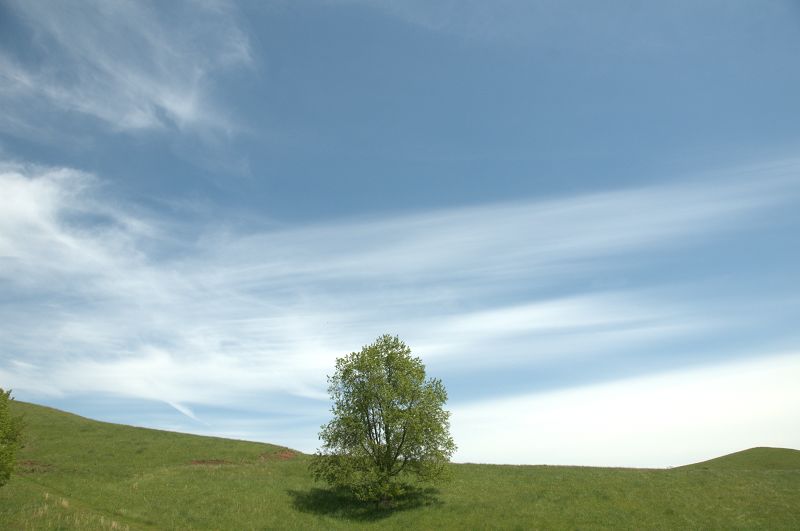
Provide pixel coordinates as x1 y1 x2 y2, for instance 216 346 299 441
1 158 798 425
0 0 251 135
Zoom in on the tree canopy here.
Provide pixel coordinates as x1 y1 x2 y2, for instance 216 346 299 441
311 334 456 502
0 388 23 488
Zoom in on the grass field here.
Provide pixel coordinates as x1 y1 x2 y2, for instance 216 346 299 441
1 401 799 529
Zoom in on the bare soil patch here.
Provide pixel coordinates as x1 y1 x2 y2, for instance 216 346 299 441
259 449 297 461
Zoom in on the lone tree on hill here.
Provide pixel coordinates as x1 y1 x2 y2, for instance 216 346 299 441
311 334 456 503
0 388 23 488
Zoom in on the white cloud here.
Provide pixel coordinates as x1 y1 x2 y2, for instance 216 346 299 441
0 159 798 430
411 293 712 369
0 0 250 134
450 352 800 467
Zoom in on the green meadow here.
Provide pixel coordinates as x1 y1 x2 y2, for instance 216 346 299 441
2 401 799 530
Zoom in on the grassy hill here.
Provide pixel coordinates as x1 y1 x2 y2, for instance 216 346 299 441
680 446 800 471
1 401 799 530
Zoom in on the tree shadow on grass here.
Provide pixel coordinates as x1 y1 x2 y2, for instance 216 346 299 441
287 486 442 522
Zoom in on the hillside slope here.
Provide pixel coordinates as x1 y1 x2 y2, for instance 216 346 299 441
681 447 800 471
1 401 799 530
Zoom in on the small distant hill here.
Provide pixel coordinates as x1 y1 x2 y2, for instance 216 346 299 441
681 447 800 471
1 400 799 529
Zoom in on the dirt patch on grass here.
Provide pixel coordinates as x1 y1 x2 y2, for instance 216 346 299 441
189 459 234 465
17 460 54 473
259 449 297 461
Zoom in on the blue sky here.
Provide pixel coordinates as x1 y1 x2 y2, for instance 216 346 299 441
1 0 799 467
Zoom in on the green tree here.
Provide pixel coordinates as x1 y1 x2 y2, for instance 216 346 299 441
0 388 24 488
311 334 456 503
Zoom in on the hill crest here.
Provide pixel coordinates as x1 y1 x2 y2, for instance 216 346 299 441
681 447 800 470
